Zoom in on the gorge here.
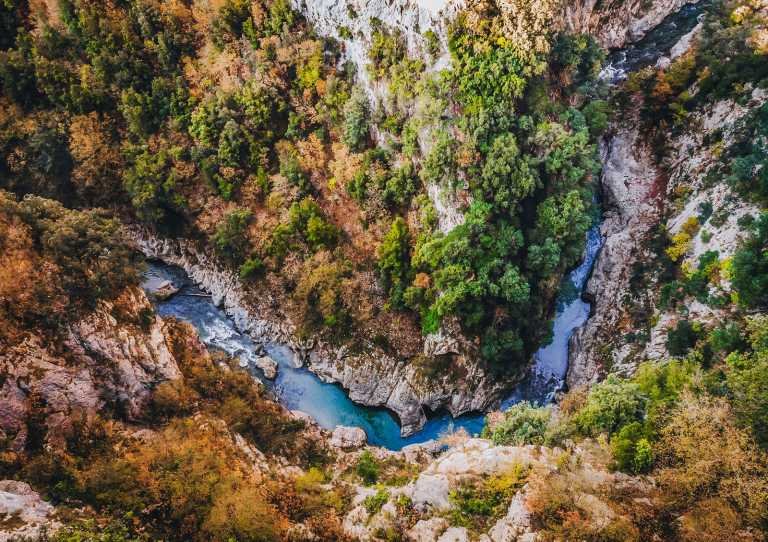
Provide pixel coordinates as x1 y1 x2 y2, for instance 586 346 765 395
1 0 767 539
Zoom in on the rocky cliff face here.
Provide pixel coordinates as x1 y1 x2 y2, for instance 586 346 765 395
0 287 181 450
568 86 768 388
135 234 516 436
567 124 664 388
564 0 698 49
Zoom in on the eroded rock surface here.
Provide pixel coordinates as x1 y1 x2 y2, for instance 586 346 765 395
0 480 60 542
0 287 181 449
136 234 514 436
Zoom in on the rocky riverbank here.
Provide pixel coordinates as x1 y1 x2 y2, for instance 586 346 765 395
0 287 181 452
134 234 516 436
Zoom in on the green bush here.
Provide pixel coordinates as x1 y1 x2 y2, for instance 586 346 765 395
610 422 653 474
378 217 411 308
726 321 768 448
356 450 380 485
363 487 389 514
239 256 265 280
448 464 527 531
482 402 551 446
574 375 647 436
123 146 186 226
666 319 699 357
343 88 370 151
731 213 768 308
212 209 252 265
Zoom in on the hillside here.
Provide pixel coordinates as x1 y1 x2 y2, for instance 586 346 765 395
1 0 767 540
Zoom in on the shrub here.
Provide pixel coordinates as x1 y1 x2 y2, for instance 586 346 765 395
448 464 527 531
666 217 699 262
363 487 389 514
731 212 768 308
574 375 647 436
356 450 380 485
367 23 405 78
378 217 411 308
482 402 551 446
239 256 265 280
610 422 653 474
666 319 699 357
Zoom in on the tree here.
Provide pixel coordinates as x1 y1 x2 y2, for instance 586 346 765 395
212 209 252 265
666 319 698 357
483 402 551 446
575 375 648 436
477 133 539 211
378 217 411 308
731 213 768 308
343 88 370 151
122 146 185 226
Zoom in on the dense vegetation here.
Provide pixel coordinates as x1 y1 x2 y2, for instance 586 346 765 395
0 187 348 541
0 190 142 344
485 314 768 539
0 0 606 374
482 2 768 539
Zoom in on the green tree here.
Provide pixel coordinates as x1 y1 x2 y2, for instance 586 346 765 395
343 88 370 151
477 133 539 211
212 209 252 265
731 213 768 308
378 217 411 308
122 147 185 226
483 402 551 446
575 375 648 436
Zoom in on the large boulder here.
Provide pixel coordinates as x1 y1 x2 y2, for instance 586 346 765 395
253 355 278 380
330 426 367 449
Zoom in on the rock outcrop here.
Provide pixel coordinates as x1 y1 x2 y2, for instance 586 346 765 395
568 87 767 387
342 437 650 541
135 234 515 436
0 287 181 450
564 0 698 49
330 425 368 449
253 355 278 379
568 125 664 388
0 481 60 542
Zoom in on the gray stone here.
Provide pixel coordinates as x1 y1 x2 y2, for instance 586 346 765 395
412 474 450 510
330 426 367 449
254 355 278 379
0 480 60 541
406 518 449 542
436 527 469 542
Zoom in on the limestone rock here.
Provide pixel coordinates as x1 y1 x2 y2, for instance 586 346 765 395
330 426 367 449
253 355 278 380
567 125 662 389
153 279 179 301
564 0 697 49
412 474 451 510
437 527 470 542
488 493 534 542
407 518 449 542
0 480 60 541
0 287 182 449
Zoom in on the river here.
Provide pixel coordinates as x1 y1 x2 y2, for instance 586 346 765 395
141 2 707 450
142 222 601 450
